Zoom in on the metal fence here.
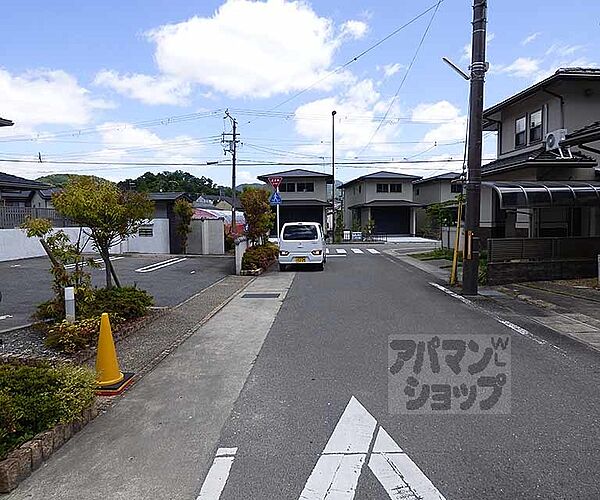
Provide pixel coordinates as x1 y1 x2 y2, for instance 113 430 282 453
488 237 600 262
342 230 387 243
0 206 76 229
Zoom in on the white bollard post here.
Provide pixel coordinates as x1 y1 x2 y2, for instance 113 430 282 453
65 286 75 322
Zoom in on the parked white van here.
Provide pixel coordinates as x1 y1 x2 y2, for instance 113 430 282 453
278 222 326 271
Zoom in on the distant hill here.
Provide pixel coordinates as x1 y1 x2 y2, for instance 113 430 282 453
236 183 269 191
36 173 108 187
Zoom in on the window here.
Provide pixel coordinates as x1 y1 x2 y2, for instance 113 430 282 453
415 188 420 196
297 182 314 192
515 116 526 147
139 225 154 237
529 109 542 143
451 183 463 194
376 183 389 193
390 184 402 193
280 182 295 192
358 184 361 193
282 224 318 240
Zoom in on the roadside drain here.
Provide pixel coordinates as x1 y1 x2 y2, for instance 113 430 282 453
241 293 281 299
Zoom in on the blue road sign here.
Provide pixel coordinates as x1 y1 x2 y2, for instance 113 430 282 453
269 191 282 205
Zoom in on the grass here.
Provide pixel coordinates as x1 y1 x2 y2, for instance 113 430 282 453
408 248 460 261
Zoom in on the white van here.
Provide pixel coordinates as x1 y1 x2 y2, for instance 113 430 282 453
278 222 326 271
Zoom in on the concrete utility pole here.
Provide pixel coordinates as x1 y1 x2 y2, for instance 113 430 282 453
331 110 337 242
223 110 239 235
462 0 488 296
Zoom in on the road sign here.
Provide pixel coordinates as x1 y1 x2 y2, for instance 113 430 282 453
268 176 283 189
269 191 282 205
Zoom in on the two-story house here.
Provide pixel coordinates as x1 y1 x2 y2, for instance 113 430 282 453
0 172 49 207
257 168 332 235
341 171 421 235
481 67 600 240
413 172 462 235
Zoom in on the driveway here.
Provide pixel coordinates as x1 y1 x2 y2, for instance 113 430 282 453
0 254 234 332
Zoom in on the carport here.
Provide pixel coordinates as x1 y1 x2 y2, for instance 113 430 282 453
270 201 328 236
348 200 421 235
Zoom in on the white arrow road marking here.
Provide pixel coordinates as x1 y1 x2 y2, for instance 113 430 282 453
135 257 187 273
368 428 446 500
367 249 380 254
0 315 14 320
196 447 238 500
351 248 363 254
299 397 446 500
336 249 347 255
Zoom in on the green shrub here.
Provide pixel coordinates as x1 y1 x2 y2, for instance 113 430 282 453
85 286 153 320
45 315 122 353
225 232 235 252
0 363 96 459
242 243 279 270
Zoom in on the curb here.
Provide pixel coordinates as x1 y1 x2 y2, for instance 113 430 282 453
0 402 98 493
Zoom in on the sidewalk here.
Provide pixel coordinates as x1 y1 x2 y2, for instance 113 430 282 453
6 271 296 500
393 251 600 353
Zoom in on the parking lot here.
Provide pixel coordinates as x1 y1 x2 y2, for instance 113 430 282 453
0 254 234 332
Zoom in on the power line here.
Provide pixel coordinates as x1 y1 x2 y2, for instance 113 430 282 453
358 0 443 155
244 1 445 123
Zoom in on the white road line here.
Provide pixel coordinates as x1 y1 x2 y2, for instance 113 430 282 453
135 257 187 273
196 447 237 500
351 248 363 254
367 248 380 254
299 396 445 500
429 282 548 347
64 256 124 269
368 428 446 500
336 249 347 255
326 248 330 254
0 315 14 321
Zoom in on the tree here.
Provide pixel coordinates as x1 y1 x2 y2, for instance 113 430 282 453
53 176 154 288
118 170 225 198
334 209 344 243
240 188 275 245
174 198 194 254
425 195 463 247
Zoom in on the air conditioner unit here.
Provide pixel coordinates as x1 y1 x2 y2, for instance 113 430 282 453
545 129 567 151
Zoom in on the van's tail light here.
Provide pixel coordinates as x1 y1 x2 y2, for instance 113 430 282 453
311 250 322 255
279 250 290 256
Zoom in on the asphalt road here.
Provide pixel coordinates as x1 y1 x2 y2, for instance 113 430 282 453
0 254 233 331
209 245 600 499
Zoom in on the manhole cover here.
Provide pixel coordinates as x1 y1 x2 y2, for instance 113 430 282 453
241 293 281 299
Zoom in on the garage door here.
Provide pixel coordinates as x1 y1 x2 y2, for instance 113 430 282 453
271 206 324 235
371 207 410 234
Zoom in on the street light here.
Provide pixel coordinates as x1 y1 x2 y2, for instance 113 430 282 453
0 117 14 127
442 57 470 81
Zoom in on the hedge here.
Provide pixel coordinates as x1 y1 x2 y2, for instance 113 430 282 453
242 243 279 271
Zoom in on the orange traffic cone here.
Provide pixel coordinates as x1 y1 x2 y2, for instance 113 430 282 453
95 313 134 396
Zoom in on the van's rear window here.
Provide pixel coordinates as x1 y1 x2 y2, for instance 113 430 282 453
282 225 318 240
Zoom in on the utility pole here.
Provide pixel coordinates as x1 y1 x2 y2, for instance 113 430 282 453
331 110 337 243
223 110 239 236
462 0 487 296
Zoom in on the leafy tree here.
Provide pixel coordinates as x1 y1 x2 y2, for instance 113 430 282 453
240 188 275 245
118 170 226 198
334 209 344 243
173 198 194 254
36 173 107 188
363 218 376 240
425 195 463 247
52 176 154 288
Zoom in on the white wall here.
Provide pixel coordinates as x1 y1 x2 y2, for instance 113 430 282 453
120 219 170 254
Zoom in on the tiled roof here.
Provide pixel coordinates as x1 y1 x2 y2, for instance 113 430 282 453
0 172 49 190
563 121 600 147
148 192 194 201
413 172 462 184
341 170 421 188
482 146 596 176
257 169 333 182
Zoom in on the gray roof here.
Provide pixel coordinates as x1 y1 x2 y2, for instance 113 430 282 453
0 172 49 190
346 199 423 209
563 121 600 147
341 171 421 188
484 68 600 124
482 146 596 177
148 192 194 202
413 172 462 185
257 169 333 182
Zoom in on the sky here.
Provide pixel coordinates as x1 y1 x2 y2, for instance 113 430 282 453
1 0 599 187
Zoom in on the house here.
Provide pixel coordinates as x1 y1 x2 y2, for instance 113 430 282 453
479 67 600 283
195 194 242 211
0 172 49 207
341 171 422 235
257 169 332 235
148 192 195 254
413 172 463 236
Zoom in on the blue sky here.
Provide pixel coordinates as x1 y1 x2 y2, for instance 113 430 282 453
1 0 599 186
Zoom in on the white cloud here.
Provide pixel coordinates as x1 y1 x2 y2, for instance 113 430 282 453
140 0 361 99
0 69 111 129
521 32 541 46
413 101 466 146
411 101 460 123
340 20 368 40
491 57 542 78
545 43 585 58
94 70 191 105
380 63 404 78
293 79 403 158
